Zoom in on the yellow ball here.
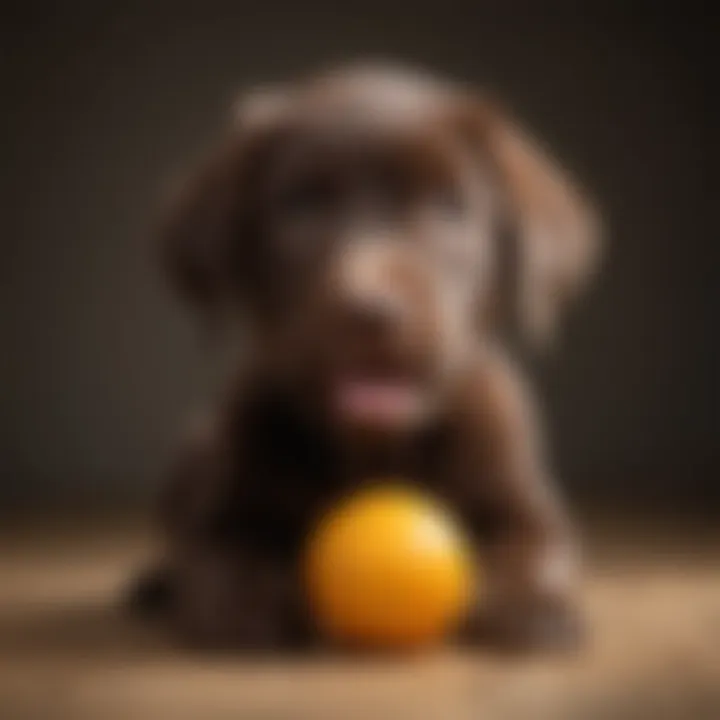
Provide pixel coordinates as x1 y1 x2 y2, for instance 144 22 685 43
304 484 476 650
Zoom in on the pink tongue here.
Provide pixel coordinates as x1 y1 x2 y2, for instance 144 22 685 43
335 380 421 422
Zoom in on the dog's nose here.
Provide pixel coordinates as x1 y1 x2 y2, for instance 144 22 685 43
342 296 403 340
333 240 411 341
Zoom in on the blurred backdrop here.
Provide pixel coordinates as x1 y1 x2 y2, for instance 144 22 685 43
1 3 714 512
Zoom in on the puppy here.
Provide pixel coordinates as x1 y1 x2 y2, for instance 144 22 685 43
131 64 600 652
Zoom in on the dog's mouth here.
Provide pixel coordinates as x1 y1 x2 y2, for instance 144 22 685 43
330 374 431 430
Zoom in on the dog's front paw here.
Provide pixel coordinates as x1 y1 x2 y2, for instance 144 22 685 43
461 593 584 654
171 552 315 653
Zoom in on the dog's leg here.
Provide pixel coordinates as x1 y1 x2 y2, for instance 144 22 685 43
123 563 175 618
464 514 582 652
141 412 316 652
451 353 583 652
169 543 313 652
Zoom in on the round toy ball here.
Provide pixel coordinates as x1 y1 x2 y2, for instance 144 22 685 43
303 484 476 650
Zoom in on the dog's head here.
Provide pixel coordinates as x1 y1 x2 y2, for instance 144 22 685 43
160 65 600 433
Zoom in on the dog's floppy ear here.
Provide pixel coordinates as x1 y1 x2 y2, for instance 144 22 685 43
157 87 289 318
158 140 244 315
479 102 602 347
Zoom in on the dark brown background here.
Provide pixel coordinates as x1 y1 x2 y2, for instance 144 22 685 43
1 2 715 511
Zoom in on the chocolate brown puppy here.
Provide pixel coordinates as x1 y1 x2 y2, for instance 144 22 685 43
131 64 600 652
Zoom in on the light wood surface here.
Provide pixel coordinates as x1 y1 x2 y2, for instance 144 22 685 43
1 514 718 719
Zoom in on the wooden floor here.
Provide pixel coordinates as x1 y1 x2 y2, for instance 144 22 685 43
0 514 718 720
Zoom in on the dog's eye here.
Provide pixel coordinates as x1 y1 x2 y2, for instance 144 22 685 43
276 178 339 220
